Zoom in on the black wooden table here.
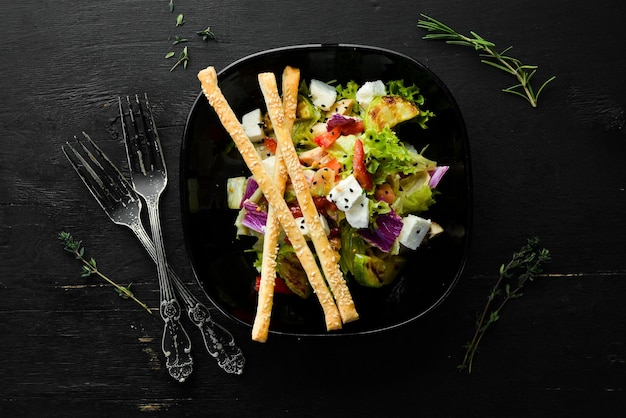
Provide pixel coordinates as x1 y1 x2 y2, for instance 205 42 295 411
2 1 626 416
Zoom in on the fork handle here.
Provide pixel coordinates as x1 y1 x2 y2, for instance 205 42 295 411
131 223 245 375
145 202 194 382
186 302 245 375
160 298 194 382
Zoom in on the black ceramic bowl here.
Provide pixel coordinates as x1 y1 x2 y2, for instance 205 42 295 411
180 44 471 337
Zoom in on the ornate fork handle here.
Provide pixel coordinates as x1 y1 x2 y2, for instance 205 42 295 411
187 301 245 375
160 298 193 382
145 200 194 382
132 224 245 375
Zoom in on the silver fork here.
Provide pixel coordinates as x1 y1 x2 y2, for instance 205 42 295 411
117 94 193 382
63 131 245 377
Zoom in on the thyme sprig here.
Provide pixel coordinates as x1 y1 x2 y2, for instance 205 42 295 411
167 46 189 72
417 14 555 107
58 232 152 314
164 2 216 71
459 237 550 373
197 26 216 43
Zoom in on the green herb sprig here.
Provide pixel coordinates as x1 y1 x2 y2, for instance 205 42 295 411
165 3 216 71
58 232 152 314
459 237 551 373
197 26 216 43
167 46 189 72
171 35 188 45
175 13 185 27
417 14 555 107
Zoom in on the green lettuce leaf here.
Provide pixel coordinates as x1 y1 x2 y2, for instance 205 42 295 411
336 80 360 101
363 127 436 186
390 172 435 215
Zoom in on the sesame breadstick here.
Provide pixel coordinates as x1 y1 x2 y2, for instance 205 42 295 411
252 66 300 342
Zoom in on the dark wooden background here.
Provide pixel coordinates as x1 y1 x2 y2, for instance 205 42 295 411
2 0 626 416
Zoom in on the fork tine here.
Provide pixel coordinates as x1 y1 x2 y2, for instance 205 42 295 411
78 131 136 201
63 137 117 213
62 133 138 216
119 94 166 176
139 93 166 172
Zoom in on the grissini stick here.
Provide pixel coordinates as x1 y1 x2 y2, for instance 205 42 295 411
252 66 299 342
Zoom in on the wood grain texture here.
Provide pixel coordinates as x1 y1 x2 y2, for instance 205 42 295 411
2 0 626 416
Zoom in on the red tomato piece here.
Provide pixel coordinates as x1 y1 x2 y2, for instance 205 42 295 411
313 127 341 148
321 157 343 177
264 137 277 154
353 138 373 191
288 204 303 219
254 276 293 295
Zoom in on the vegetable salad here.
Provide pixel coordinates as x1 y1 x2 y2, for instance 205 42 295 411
227 77 448 296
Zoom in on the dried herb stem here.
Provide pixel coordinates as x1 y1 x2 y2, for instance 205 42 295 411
417 14 556 107
459 237 551 373
58 232 152 314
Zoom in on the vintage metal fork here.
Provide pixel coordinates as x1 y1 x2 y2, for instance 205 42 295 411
118 94 194 382
63 131 245 377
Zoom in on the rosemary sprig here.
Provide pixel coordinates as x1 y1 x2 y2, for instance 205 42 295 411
459 237 550 373
417 14 555 107
58 232 152 314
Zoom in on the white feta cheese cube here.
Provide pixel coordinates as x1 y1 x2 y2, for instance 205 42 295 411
261 155 276 175
318 214 331 236
327 174 363 211
356 80 386 109
398 214 432 250
310 79 337 111
295 215 330 238
241 108 265 142
295 216 308 236
345 194 369 229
